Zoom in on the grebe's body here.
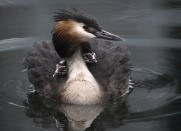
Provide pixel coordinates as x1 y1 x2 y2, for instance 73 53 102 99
24 10 130 105
61 48 104 104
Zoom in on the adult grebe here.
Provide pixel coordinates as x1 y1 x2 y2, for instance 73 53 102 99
24 10 131 105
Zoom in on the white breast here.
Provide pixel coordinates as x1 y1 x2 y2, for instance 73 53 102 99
61 49 104 105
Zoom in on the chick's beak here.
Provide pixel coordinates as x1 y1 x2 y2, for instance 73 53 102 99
94 30 125 41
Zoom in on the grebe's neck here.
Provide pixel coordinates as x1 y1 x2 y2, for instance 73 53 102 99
66 48 93 80
62 48 104 105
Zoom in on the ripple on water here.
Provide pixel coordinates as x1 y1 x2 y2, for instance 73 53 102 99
0 37 39 51
0 38 180 131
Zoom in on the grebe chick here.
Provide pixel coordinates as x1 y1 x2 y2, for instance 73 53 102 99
24 10 130 105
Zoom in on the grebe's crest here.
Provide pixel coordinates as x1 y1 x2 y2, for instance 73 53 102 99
54 9 101 31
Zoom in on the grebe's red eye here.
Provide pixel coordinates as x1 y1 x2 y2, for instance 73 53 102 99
83 26 88 30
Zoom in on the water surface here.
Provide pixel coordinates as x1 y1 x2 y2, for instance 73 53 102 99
0 0 181 131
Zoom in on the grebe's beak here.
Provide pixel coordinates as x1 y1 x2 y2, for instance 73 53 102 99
94 30 125 41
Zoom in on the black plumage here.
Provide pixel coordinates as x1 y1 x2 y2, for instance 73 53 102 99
24 39 131 100
54 9 101 31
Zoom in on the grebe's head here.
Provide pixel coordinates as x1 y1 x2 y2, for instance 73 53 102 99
52 9 124 46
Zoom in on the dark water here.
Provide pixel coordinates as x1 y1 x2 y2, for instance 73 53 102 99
0 0 181 131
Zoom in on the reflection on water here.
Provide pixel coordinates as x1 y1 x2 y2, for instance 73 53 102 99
0 0 181 131
59 104 103 131
25 92 128 131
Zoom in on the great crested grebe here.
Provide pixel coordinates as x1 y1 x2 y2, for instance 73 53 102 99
24 9 131 105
